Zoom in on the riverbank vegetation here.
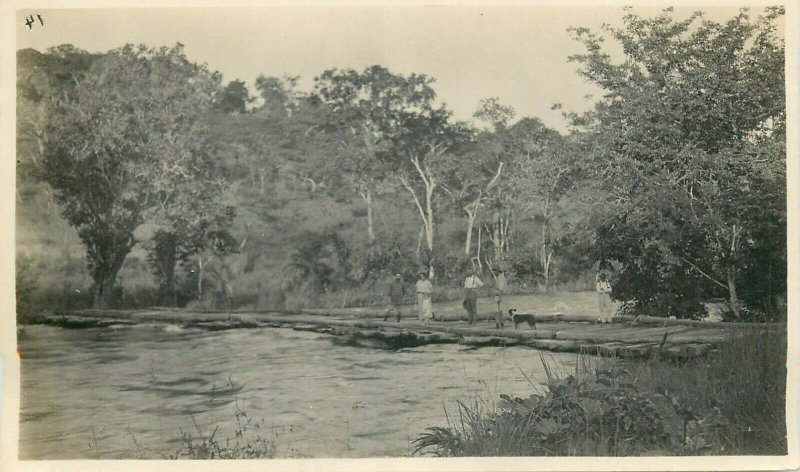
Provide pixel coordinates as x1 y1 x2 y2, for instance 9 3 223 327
413 327 786 456
17 7 785 325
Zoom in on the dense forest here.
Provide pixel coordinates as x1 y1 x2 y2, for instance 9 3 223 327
16 8 786 322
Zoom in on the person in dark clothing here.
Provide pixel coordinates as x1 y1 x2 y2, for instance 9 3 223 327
384 273 406 322
463 269 484 325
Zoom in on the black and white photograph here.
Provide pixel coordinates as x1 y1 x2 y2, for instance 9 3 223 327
2 1 797 470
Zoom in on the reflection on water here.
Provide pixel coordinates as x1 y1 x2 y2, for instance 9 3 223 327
19 324 577 459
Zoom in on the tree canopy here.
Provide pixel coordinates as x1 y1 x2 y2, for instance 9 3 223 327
39 43 228 308
569 7 785 318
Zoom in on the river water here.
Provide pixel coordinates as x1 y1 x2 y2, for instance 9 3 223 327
18 323 577 459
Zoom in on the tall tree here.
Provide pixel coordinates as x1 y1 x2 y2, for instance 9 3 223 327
507 117 578 289
41 43 223 308
437 97 516 259
473 96 516 131
313 65 438 248
440 133 504 258
391 107 473 278
255 74 301 117
214 79 252 114
145 179 235 306
569 7 785 317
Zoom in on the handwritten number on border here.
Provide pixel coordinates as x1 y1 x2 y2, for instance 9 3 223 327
25 14 44 29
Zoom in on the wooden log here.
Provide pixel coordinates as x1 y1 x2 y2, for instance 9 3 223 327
184 319 260 331
661 343 715 359
43 315 118 329
460 336 519 347
416 332 460 343
617 325 695 340
554 328 641 343
332 336 394 349
291 323 323 331
579 342 629 357
616 343 658 358
665 329 729 343
528 339 578 352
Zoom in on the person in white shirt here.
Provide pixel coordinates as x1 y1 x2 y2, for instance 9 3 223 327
596 273 613 323
416 272 433 324
463 269 484 325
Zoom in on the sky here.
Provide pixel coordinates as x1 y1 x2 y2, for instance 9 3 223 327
15 5 772 132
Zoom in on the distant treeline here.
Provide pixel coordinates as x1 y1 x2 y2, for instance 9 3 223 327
16 8 786 322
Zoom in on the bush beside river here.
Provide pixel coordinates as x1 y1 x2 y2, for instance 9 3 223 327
413 328 786 457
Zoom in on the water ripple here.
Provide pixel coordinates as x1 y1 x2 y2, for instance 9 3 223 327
19 324 576 459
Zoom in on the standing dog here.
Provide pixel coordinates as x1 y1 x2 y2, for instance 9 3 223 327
508 309 537 330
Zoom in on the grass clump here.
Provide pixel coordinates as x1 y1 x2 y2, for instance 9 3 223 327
415 328 787 457
634 327 786 455
174 402 276 460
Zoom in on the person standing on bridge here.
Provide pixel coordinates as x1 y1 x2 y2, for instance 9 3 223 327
463 269 484 325
384 273 406 322
416 272 433 325
494 269 507 328
596 273 613 323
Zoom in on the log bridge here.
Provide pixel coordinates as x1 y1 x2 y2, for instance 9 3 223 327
35 306 778 360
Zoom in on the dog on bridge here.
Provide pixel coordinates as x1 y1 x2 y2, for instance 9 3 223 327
508 309 537 330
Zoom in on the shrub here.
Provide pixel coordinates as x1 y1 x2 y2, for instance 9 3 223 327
286 230 355 294
360 236 420 288
416 327 787 456
718 302 784 323
430 253 473 287
414 357 671 457
611 242 709 319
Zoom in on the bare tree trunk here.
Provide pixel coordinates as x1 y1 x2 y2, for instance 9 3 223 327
90 238 131 309
221 274 234 307
543 251 553 291
425 185 434 251
501 216 508 255
477 225 482 262
541 225 548 289
492 212 501 261
502 211 512 253
727 266 741 320
489 211 512 264
541 202 550 290
464 208 476 255
463 163 502 258
197 256 204 301
197 255 212 302
416 224 424 256
424 179 435 279
93 274 118 309
400 152 439 279
727 225 742 320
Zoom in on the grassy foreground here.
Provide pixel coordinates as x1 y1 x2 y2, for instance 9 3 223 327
414 327 787 457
